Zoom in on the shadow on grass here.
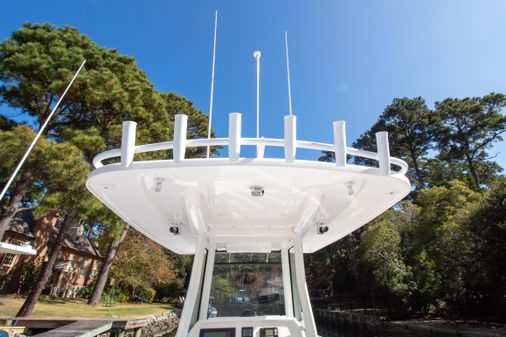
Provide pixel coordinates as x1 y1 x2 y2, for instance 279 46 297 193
38 298 67 305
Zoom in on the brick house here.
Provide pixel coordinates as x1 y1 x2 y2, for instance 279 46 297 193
0 208 103 298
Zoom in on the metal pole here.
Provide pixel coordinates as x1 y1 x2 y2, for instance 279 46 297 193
206 10 218 159
0 59 86 202
253 50 261 138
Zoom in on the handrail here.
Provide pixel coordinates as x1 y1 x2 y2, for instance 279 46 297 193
92 113 409 177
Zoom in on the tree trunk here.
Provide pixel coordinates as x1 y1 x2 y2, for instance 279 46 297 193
465 152 481 189
408 147 425 189
87 222 130 305
0 168 33 240
16 207 78 317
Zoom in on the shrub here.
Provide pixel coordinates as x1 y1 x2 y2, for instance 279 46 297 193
101 292 117 307
155 279 185 301
134 286 155 303
76 284 94 299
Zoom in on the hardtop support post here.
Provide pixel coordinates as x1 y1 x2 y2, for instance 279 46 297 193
176 236 208 337
293 236 318 337
199 242 216 320
281 246 294 317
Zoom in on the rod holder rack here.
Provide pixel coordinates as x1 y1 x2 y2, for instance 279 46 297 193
94 113 407 176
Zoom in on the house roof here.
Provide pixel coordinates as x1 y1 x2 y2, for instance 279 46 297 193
63 234 103 258
8 209 102 259
7 208 35 239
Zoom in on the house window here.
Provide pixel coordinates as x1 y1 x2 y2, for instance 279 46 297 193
80 259 90 277
2 240 24 267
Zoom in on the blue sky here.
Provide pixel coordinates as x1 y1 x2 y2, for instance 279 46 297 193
1 0 505 167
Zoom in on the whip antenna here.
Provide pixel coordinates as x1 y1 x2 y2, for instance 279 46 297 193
253 50 261 138
284 31 293 116
206 10 218 158
0 59 86 202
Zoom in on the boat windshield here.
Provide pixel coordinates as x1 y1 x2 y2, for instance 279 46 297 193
209 251 285 318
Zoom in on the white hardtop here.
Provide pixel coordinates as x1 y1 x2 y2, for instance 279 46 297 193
86 113 410 254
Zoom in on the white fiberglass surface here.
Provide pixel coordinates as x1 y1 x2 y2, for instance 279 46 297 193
86 159 410 254
209 252 285 318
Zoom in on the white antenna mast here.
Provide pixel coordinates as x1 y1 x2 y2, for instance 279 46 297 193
284 31 293 116
0 59 86 202
206 10 218 159
253 50 261 138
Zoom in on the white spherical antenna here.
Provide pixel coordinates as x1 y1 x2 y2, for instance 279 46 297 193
253 50 261 58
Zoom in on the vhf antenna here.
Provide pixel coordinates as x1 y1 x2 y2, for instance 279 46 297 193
253 50 261 138
285 31 293 116
206 10 218 159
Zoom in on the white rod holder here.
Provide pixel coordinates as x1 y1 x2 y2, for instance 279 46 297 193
121 121 137 168
333 121 347 167
284 115 297 161
174 114 188 162
228 113 242 160
376 131 391 175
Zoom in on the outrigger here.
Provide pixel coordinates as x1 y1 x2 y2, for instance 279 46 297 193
86 112 410 337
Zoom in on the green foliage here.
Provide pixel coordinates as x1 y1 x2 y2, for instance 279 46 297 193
352 97 435 189
211 275 235 303
307 177 506 319
0 126 45 188
100 292 117 307
134 286 156 303
17 262 42 295
0 115 16 131
76 284 94 299
433 93 506 189
97 286 130 305
0 23 215 314
359 219 414 302
110 230 176 296
318 93 506 319
411 250 440 313
463 177 506 318
348 94 505 193
0 23 170 147
155 279 186 302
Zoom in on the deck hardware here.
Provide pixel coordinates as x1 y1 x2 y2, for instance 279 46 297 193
250 185 264 197
346 182 354 196
317 224 329 235
154 177 165 192
170 226 180 235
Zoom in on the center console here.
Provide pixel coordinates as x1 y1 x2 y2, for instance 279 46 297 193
190 316 302 337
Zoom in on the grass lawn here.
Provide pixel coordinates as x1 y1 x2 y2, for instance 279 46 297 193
0 295 173 318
